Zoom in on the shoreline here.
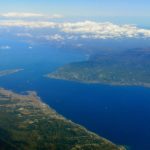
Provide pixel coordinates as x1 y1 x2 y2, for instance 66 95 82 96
0 68 24 77
0 87 126 150
47 75 150 89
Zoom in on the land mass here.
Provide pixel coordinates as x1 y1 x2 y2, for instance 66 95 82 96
0 88 125 150
0 69 23 77
48 48 150 87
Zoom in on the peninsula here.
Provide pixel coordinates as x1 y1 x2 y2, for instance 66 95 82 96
0 88 125 150
48 48 150 88
0 69 23 77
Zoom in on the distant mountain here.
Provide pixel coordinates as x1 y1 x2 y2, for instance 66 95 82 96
48 48 150 87
0 88 125 150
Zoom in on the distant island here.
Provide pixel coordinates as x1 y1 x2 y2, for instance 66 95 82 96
0 88 125 150
0 69 24 77
47 48 150 88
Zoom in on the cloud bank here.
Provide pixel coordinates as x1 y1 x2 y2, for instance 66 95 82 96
60 21 150 39
0 12 63 19
0 20 150 39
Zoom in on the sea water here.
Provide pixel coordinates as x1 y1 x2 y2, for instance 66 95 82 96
0 42 150 150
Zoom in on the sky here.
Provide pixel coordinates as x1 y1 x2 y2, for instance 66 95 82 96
0 0 150 17
0 1 149 62
0 0 150 44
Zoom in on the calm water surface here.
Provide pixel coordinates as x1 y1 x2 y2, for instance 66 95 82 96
0 43 150 150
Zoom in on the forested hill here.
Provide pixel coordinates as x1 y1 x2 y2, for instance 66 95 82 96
48 48 150 87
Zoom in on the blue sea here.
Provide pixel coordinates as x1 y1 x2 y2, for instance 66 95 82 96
0 40 150 150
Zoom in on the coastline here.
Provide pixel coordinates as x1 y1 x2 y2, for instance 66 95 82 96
0 68 24 77
47 74 150 89
0 87 126 150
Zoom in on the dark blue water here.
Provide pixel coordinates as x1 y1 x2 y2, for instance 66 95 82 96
0 41 150 150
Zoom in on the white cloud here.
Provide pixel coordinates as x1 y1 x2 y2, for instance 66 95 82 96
48 14 63 19
0 12 63 19
76 43 83 47
60 21 150 39
44 34 64 41
16 33 33 37
0 20 57 28
0 20 150 39
0 12 43 18
28 46 33 49
0 45 11 50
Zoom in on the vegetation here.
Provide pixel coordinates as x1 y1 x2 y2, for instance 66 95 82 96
48 48 150 87
0 88 125 150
